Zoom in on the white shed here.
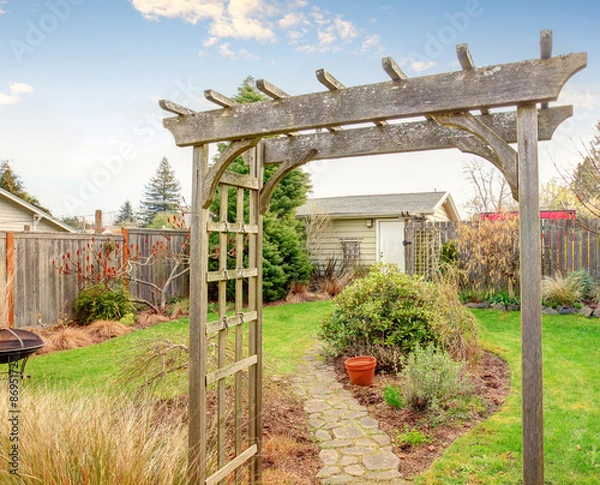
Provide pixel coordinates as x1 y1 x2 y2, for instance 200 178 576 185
296 192 460 271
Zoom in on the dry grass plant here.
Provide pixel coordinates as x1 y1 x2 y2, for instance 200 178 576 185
87 319 131 339
541 272 582 307
0 387 188 484
33 325 95 354
432 263 482 363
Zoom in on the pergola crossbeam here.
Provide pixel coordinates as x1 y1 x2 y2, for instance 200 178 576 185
317 68 387 127
381 57 432 120
162 53 586 145
261 106 571 164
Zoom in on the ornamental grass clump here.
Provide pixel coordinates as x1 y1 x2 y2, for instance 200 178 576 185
320 264 480 372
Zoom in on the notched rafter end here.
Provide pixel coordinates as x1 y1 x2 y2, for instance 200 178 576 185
382 56 407 81
316 68 345 90
159 99 195 116
205 89 237 108
256 79 289 100
456 43 475 71
540 30 553 60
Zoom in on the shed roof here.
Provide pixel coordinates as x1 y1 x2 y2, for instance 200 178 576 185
0 187 77 233
296 192 459 221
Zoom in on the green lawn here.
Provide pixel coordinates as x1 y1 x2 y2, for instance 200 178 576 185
24 300 332 391
418 310 600 485
21 303 600 483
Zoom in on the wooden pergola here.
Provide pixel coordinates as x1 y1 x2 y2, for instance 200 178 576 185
160 31 586 485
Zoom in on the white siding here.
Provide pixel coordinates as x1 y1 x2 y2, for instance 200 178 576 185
0 199 67 232
309 218 377 269
430 202 453 222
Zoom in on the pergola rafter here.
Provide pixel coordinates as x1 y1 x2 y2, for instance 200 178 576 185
160 31 586 485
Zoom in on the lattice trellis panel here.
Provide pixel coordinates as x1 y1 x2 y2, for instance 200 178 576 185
188 145 263 485
413 225 441 279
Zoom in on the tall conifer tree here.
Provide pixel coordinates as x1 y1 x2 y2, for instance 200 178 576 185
140 157 182 226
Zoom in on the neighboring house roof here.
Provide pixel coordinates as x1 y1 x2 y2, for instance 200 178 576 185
296 192 460 221
0 187 77 233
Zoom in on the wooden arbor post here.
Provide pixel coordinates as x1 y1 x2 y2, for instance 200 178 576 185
160 35 585 485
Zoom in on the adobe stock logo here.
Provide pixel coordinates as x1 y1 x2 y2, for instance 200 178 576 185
9 0 85 64
405 0 485 70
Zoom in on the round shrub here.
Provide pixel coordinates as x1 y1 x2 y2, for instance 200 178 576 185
74 283 133 325
320 265 441 371
320 264 480 371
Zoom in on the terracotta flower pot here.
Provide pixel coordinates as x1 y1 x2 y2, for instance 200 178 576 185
344 356 377 386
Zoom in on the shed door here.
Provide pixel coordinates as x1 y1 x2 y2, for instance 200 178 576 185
377 220 405 271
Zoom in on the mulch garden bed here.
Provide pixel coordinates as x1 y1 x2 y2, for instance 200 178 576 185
332 351 511 480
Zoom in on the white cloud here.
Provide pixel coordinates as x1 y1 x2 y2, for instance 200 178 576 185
361 34 380 52
130 0 275 42
131 0 374 56
217 42 258 60
317 30 336 46
0 0 6 15
203 36 218 47
278 11 303 29
410 60 436 73
0 82 34 108
332 16 357 42
218 42 236 59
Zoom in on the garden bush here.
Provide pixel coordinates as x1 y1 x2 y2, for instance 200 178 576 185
320 264 480 371
74 283 133 325
399 344 473 419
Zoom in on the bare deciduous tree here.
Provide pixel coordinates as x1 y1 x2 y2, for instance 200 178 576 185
462 159 517 217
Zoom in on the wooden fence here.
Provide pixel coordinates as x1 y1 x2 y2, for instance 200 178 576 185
406 218 600 286
3 229 189 329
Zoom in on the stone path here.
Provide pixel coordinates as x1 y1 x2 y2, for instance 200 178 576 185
293 343 407 484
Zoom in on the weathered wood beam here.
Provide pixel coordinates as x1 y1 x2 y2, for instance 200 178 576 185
261 106 571 164
456 43 489 115
382 56 407 81
540 30 553 60
255 79 299 137
318 69 386 127
259 149 317 214
315 69 344 131
162 53 585 146
159 99 195 116
382 56 432 121
205 89 237 108
434 112 518 198
518 105 544 485
256 79 289 100
540 30 553 109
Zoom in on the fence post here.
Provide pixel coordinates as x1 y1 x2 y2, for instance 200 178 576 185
6 232 14 328
95 210 103 234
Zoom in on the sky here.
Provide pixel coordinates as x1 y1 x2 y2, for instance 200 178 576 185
1 0 600 223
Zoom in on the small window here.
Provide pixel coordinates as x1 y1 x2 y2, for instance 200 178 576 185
341 239 361 267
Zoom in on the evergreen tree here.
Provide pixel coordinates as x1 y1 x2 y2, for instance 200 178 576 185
115 199 137 226
209 78 313 301
0 160 52 213
140 157 182 226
